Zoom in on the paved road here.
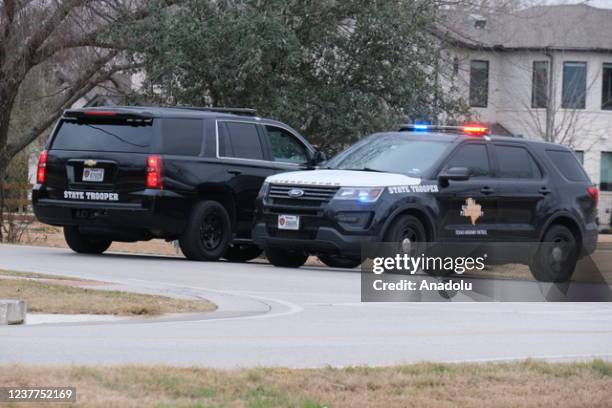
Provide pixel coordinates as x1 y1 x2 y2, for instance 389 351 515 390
1 244 612 368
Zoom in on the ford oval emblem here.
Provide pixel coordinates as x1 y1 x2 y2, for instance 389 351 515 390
288 188 305 198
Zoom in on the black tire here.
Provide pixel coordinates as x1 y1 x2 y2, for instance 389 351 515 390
223 244 263 262
383 215 426 251
318 255 362 269
265 247 308 268
63 226 112 254
383 214 436 274
179 201 231 261
529 224 579 282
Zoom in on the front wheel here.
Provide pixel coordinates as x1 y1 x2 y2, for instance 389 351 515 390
63 226 112 254
265 247 308 268
223 244 262 262
529 224 579 282
318 255 362 269
179 201 231 261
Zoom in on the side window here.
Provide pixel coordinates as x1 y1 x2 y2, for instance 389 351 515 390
219 122 264 160
546 150 590 182
495 145 542 179
161 119 203 156
445 144 490 177
265 126 308 164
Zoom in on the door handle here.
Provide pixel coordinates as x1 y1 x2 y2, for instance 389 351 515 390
480 186 495 194
539 186 552 195
227 169 242 176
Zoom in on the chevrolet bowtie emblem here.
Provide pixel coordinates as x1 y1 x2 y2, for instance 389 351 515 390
84 159 97 167
460 198 483 225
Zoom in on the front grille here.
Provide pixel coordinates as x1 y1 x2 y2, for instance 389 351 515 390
265 184 339 214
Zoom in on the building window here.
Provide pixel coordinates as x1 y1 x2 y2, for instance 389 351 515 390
562 62 587 109
469 60 489 108
452 57 460 76
532 61 548 108
574 150 584 165
603 63 612 110
602 152 612 191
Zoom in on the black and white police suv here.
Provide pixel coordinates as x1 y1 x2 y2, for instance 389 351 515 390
253 124 599 282
32 106 324 262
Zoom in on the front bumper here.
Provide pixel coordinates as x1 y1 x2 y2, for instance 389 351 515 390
252 222 377 256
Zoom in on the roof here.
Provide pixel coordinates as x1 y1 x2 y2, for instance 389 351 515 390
438 4 612 52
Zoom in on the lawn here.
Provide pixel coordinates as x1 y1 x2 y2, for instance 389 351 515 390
0 270 215 316
1 360 611 407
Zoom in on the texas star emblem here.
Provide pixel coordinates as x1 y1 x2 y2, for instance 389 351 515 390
460 198 483 225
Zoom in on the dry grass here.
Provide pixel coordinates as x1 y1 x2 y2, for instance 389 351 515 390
0 269 83 281
0 272 215 316
1 360 611 407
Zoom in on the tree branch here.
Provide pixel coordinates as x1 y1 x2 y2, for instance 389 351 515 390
0 52 142 168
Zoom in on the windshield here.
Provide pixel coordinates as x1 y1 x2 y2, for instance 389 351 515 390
326 134 451 177
51 120 153 153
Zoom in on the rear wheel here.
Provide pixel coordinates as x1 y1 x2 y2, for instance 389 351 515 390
529 224 579 282
223 244 262 262
63 226 112 254
179 201 231 261
318 255 362 269
265 247 308 268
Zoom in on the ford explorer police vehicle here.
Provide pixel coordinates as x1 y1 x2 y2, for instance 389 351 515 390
32 106 324 262
252 124 599 282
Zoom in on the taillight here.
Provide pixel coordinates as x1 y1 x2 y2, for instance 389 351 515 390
587 186 599 206
146 155 163 189
36 150 48 184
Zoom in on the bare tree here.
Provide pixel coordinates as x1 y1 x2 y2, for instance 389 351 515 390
0 0 179 177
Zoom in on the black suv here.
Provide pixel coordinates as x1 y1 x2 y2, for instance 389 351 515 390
253 125 599 282
32 106 323 261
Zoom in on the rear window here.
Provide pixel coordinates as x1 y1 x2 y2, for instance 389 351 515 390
52 120 152 153
161 118 203 156
546 149 589 181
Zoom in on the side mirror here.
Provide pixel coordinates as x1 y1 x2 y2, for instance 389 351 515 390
438 167 471 183
311 150 327 165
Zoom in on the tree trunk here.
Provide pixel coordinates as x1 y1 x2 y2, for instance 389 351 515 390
0 165 5 242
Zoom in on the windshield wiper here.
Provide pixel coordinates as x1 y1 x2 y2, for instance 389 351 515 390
342 167 385 173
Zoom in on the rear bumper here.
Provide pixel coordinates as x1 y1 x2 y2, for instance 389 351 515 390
32 186 187 239
583 222 598 256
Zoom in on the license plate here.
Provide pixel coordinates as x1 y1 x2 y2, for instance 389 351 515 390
82 167 104 182
278 214 300 230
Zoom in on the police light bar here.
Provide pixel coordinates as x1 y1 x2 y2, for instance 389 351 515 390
399 123 489 136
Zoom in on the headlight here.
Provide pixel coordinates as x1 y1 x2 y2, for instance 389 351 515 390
258 181 270 198
334 187 383 202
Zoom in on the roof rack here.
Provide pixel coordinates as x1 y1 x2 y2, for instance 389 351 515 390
175 106 258 116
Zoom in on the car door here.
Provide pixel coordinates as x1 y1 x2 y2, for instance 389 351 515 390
435 141 500 241
217 120 276 236
492 143 550 241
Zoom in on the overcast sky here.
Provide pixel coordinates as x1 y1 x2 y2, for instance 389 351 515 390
550 0 612 8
